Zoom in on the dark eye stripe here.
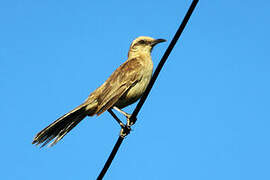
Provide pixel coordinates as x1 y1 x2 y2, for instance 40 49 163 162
133 39 149 47
138 40 146 44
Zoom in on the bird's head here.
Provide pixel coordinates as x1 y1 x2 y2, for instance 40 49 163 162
128 36 166 58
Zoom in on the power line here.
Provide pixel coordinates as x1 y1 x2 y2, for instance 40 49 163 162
97 0 199 179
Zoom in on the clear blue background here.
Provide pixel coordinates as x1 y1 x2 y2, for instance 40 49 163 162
1 0 270 179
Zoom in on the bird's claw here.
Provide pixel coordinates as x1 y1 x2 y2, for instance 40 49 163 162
127 117 135 127
120 115 137 137
120 125 131 138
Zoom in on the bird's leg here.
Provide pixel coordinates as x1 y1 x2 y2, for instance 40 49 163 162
108 109 125 129
113 106 131 119
108 108 131 138
113 106 134 126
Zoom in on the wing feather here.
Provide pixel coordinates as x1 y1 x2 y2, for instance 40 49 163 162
93 57 144 115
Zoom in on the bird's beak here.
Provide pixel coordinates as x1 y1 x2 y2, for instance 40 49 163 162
152 39 166 46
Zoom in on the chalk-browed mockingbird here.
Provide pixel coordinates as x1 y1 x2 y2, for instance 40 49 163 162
32 36 166 147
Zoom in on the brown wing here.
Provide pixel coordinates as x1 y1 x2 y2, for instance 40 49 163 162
93 57 144 115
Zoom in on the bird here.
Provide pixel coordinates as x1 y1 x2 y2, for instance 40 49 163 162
32 36 166 147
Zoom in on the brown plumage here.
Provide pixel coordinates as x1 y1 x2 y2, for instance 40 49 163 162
32 36 166 147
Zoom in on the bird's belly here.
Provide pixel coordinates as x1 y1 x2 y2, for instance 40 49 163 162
115 74 152 109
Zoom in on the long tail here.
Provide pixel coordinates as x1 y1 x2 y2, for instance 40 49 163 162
32 103 89 147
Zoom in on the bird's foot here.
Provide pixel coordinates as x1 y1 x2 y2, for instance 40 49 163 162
127 116 136 127
120 125 131 138
112 106 137 137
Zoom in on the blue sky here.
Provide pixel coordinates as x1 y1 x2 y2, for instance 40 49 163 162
1 0 270 179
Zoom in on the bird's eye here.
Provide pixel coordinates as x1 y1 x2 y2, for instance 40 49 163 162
138 40 146 44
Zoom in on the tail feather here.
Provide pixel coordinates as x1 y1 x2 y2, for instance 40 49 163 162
32 103 88 147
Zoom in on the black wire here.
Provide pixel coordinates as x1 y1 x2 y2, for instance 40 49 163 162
97 0 199 179
97 136 124 180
